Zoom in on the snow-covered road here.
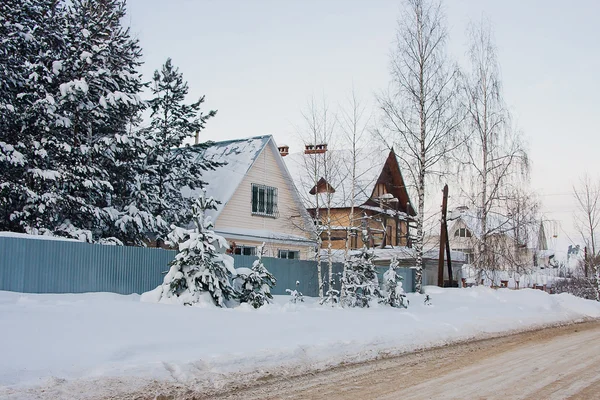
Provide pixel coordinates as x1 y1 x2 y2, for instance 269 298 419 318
216 320 600 400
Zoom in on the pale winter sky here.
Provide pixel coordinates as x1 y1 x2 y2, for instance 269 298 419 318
126 0 600 259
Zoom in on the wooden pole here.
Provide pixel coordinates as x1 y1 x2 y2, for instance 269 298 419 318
437 185 449 287
445 224 453 287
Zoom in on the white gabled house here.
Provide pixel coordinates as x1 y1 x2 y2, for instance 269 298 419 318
187 135 315 260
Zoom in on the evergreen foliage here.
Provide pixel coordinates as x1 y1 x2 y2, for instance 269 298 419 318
234 244 277 308
341 247 382 307
144 58 218 244
159 192 235 307
286 281 304 303
320 277 340 306
380 257 408 308
0 1 218 245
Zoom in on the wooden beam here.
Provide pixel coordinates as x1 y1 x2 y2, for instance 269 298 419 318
437 184 449 287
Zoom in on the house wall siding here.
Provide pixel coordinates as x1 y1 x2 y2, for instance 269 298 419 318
317 208 409 250
228 239 313 261
215 141 313 258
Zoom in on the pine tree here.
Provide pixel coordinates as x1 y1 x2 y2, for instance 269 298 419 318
0 0 68 233
159 192 236 307
342 247 382 307
380 257 408 308
145 58 218 244
49 0 145 242
235 244 277 308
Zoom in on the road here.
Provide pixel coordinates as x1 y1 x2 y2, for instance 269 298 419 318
208 320 600 400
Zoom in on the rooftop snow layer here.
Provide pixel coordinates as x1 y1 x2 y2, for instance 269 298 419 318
284 146 389 209
185 135 271 221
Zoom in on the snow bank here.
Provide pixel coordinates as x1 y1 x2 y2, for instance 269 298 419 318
0 287 599 399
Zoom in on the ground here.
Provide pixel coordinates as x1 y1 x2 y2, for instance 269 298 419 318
211 320 600 400
0 287 599 399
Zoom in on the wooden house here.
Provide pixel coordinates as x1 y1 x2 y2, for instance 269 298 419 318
185 135 315 259
284 145 416 250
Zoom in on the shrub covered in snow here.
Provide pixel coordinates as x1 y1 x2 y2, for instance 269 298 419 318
341 246 382 307
380 257 408 308
234 245 276 308
154 192 235 306
286 281 304 303
320 278 340 306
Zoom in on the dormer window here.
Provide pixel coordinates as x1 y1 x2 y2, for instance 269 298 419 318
454 228 472 238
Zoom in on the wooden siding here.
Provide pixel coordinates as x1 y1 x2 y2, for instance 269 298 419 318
228 239 313 260
215 140 313 258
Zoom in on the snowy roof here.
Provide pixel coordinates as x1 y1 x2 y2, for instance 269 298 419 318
448 208 513 239
321 246 466 263
185 135 271 220
0 231 80 242
448 207 549 251
216 227 315 246
284 146 414 213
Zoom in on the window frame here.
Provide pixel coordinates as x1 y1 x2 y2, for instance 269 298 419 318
454 228 472 238
233 245 257 256
251 183 278 218
278 249 300 260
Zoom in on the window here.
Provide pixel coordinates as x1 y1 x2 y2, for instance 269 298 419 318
278 249 299 259
453 248 473 264
251 184 278 217
233 246 256 256
454 228 472 238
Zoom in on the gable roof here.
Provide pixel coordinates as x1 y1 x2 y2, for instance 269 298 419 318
284 146 415 215
186 135 313 231
185 135 270 221
448 207 549 251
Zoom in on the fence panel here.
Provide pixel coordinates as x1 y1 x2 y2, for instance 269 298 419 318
0 236 417 296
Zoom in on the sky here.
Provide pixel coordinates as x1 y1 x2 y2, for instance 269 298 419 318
126 0 600 259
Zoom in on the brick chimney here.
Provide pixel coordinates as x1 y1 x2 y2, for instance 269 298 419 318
304 143 327 154
278 145 289 157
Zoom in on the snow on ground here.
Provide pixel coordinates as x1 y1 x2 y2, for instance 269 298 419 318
1 287 599 399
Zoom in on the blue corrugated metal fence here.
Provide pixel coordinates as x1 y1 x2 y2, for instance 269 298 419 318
0 235 415 296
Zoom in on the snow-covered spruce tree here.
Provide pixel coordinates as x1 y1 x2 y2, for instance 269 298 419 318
286 281 304 303
380 257 408 308
159 192 236 306
342 246 382 308
234 244 277 308
144 58 218 245
0 0 68 233
49 0 146 242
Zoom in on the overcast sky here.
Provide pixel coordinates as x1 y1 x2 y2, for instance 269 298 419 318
126 0 600 258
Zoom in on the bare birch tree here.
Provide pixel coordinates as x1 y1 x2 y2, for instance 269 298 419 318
460 19 528 281
338 87 371 304
377 0 461 292
573 174 600 301
296 96 339 299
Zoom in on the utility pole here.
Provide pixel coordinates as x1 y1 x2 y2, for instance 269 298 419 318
438 185 449 287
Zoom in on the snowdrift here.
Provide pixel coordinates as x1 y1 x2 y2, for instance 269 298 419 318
0 287 599 399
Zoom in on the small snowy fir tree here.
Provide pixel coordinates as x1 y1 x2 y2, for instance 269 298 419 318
320 276 340 306
286 281 304 303
380 257 408 308
342 246 382 307
159 192 235 306
234 244 276 308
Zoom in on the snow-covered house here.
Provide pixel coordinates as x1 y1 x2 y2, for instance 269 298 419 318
284 144 416 250
448 206 554 281
186 135 315 260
